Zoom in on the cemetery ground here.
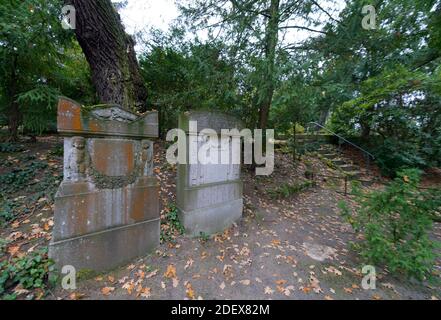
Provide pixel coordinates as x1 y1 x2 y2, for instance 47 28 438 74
1 136 440 300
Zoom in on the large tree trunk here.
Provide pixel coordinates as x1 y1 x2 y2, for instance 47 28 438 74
67 0 147 111
7 54 20 142
258 0 279 130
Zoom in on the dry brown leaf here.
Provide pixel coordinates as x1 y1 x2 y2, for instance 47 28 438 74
186 283 195 300
140 287 151 298
344 287 353 294
123 281 135 295
101 287 115 296
301 286 311 294
8 245 21 256
164 265 177 279
69 292 86 300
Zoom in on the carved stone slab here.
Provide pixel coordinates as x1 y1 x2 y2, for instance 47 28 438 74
177 111 244 236
49 98 159 273
57 98 158 138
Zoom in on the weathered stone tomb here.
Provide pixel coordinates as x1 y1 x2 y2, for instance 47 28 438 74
49 98 159 272
177 111 243 236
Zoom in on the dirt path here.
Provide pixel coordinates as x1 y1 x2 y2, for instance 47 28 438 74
53 147 440 300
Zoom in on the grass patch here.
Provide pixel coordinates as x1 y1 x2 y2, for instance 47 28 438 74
267 181 314 199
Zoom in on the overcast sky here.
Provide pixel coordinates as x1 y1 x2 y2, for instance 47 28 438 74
118 0 346 52
119 0 179 35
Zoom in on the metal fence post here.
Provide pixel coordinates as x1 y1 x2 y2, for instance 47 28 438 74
344 175 348 196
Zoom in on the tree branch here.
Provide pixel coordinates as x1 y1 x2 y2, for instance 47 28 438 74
309 0 341 24
279 25 328 35
230 0 270 18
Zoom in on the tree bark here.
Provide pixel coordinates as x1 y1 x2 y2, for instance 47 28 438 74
67 0 147 111
258 0 279 130
7 54 20 142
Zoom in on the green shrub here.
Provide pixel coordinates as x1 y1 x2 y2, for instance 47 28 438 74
373 138 427 177
160 204 185 243
0 248 57 299
339 169 441 281
268 181 314 199
0 143 25 153
0 161 48 194
198 232 211 242
0 238 8 254
0 199 17 226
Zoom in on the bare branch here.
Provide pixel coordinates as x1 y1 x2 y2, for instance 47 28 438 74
309 0 341 24
279 25 328 35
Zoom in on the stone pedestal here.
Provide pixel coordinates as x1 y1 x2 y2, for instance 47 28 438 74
177 111 243 236
49 98 159 272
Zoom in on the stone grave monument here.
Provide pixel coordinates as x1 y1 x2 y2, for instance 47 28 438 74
49 98 159 272
177 111 243 236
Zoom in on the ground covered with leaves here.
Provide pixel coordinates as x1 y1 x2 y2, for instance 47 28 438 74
0 137 440 300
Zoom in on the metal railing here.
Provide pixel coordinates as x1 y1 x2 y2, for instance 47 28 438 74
306 121 376 169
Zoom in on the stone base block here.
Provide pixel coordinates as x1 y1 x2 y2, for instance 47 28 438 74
178 199 243 237
49 218 159 272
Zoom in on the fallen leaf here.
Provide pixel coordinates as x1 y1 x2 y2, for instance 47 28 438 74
140 287 151 298
184 258 194 270
301 286 311 294
164 265 177 279
8 245 21 256
123 281 135 295
69 292 86 300
146 269 159 278
13 285 29 296
219 282 226 290
186 283 195 300
381 283 395 290
101 287 115 296
264 287 274 295
344 287 353 294
240 280 251 286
